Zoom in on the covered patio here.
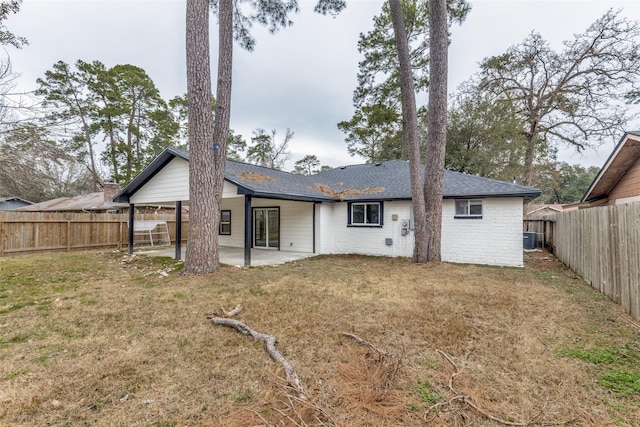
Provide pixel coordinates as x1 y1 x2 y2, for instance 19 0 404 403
113 148 325 267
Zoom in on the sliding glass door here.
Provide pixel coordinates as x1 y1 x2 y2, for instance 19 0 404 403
253 208 279 249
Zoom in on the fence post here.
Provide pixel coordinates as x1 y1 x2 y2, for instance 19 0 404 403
119 216 124 250
128 204 135 254
0 220 5 257
66 220 71 252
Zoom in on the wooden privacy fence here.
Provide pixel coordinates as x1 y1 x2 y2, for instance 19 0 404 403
0 212 188 256
554 203 640 320
523 217 556 249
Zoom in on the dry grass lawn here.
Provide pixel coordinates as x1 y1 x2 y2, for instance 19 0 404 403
1 249 639 426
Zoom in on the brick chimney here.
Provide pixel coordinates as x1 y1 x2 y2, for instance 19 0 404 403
103 182 121 202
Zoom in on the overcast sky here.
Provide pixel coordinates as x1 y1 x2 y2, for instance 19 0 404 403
7 0 640 171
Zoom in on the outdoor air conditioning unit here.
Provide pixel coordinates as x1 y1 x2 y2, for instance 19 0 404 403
523 232 537 250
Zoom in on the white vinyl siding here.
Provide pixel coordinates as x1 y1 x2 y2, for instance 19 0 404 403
218 198 314 253
253 199 314 253
219 198 245 248
129 157 240 205
130 157 190 204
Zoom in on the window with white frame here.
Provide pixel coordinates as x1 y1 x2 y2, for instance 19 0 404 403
348 202 383 226
219 210 231 234
454 199 483 218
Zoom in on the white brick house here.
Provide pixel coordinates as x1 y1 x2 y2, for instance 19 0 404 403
114 148 540 267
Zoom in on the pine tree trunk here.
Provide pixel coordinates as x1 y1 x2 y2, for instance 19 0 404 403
183 0 227 275
389 0 428 263
423 0 448 261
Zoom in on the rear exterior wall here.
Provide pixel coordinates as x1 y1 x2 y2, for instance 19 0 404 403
219 198 315 253
319 197 524 267
441 197 524 267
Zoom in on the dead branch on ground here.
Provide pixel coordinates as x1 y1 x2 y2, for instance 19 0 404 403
430 350 572 426
219 304 243 318
208 313 305 397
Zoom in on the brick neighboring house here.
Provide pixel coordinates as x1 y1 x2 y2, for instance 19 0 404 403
582 131 640 207
114 148 541 267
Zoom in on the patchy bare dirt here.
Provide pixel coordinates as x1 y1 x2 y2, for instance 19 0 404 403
0 250 639 426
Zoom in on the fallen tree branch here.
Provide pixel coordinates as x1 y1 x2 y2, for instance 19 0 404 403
342 332 386 355
209 316 305 397
219 304 243 318
427 351 573 426
436 349 528 426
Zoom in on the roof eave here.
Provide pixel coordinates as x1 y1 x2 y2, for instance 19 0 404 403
235 186 334 202
444 191 541 200
582 132 640 202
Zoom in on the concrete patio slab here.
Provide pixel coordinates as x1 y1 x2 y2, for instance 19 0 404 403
135 245 316 267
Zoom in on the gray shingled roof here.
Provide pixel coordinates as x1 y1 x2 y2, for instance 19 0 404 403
225 159 334 201
312 160 540 200
114 148 541 203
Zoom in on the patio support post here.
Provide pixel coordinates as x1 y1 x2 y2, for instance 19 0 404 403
128 203 135 254
312 202 318 254
175 200 182 260
244 195 252 267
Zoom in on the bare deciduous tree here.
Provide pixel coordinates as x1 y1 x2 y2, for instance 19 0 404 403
0 123 91 202
477 9 640 185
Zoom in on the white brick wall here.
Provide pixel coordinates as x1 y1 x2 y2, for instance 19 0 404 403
319 201 414 258
319 198 524 267
441 198 523 267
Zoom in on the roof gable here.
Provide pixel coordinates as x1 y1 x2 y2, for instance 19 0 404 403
582 132 640 203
